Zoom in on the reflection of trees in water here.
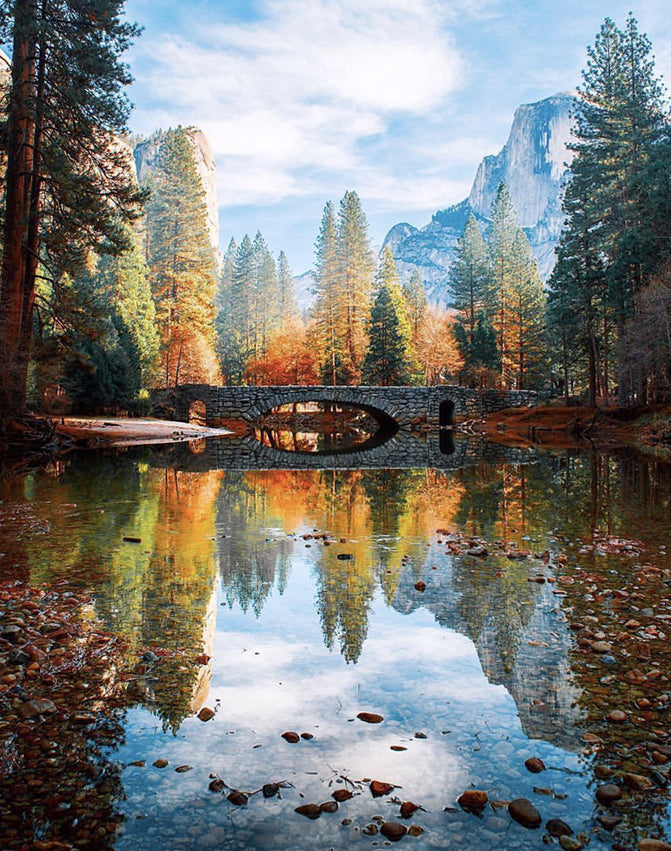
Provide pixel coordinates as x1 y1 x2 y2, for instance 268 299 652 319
132 468 222 733
311 471 375 664
215 471 303 615
6 455 223 734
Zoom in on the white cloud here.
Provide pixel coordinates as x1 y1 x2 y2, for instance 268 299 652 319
131 0 464 207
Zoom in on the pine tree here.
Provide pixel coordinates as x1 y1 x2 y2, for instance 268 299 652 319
313 201 342 384
34 229 159 410
277 251 298 320
0 0 143 415
145 127 219 387
227 234 255 384
336 190 375 383
487 183 546 389
215 236 237 382
98 233 160 387
488 183 518 384
548 153 608 406
449 213 492 384
555 15 669 404
362 247 420 385
402 269 428 343
507 231 547 389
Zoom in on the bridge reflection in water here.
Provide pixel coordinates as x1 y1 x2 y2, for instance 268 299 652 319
165 431 536 471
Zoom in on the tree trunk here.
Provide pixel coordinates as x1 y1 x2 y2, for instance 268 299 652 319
0 0 38 417
587 329 597 408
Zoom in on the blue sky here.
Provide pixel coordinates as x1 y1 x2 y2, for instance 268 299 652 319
124 0 671 273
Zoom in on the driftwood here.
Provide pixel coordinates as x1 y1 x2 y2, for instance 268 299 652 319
0 414 74 474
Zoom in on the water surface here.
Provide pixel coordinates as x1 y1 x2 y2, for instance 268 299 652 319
1 439 670 849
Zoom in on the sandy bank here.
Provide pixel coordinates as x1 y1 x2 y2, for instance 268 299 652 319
53 416 232 448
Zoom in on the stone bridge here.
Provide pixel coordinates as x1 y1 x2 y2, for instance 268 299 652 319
151 384 536 429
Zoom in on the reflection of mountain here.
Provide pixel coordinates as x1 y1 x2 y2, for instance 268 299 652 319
392 558 582 750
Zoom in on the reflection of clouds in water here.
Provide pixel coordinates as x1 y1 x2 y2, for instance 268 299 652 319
212 625 511 726
197 602 517 807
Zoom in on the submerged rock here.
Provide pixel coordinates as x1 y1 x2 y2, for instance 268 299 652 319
595 784 623 806
546 819 572 837
197 707 215 722
295 803 321 819
508 798 541 828
18 698 57 719
332 789 353 802
370 780 395 797
357 712 384 724
380 822 407 841
458 790 488 812
623 773 654 790
400 801 419 818
281 731 300 743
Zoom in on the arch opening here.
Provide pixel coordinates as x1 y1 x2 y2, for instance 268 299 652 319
252 399 399 455
439 399 455 428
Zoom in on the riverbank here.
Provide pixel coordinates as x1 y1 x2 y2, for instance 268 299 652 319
52 416 232 447
469 404 671 454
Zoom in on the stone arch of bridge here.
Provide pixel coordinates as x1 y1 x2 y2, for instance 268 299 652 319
251 389 401 434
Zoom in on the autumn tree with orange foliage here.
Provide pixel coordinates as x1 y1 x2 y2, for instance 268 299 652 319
145 128 219 387
244 320 319 385
415 307 463 385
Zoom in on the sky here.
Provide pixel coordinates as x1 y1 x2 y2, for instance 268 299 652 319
123 0 671 273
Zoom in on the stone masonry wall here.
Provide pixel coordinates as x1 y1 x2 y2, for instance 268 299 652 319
151 385 536 427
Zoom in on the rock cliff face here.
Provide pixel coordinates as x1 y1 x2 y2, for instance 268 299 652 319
133 127 220 260
385 93 576 303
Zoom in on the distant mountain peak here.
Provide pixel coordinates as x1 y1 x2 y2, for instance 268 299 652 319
384 92 578 304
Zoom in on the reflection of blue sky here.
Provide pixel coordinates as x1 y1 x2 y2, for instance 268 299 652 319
123 0 671 271
114 557 600 850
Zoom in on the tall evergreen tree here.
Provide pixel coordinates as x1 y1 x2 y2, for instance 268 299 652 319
336 190 375 383
277 251 298 320
313 201 342 384
214 236 237 382
251 230 281 356
449 213 492 383
550 15 669 404
0 0 143 415
488 183 522 386
32 230 159 410
488 183 546 388
507 231 547 389
227 234 255 384
548 154 608 406
362 247 419 385
145 127 218 387
402 269 428 344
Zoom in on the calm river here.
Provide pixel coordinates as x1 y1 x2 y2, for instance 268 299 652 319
1 435 670 850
